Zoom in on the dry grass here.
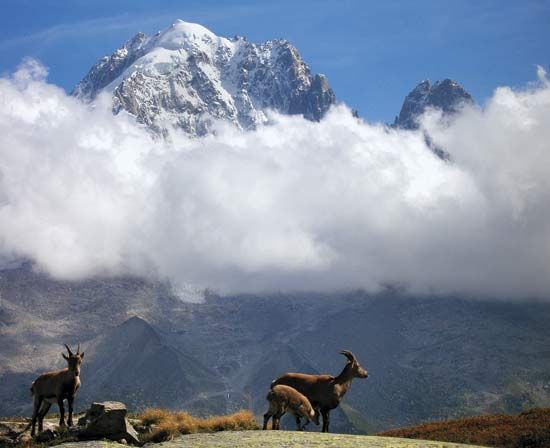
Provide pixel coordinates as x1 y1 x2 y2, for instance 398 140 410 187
378 407 550 448
139 408 173 426
138 408 259 443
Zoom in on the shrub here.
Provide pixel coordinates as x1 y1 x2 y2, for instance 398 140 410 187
138 408 259 443
378 407 550 448
139 407 173 426
199 410 259 433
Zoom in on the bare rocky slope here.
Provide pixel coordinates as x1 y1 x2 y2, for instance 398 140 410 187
140 431 488 448
54 431 488 448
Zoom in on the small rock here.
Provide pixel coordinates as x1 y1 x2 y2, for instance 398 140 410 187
67 426 82 437
35 429 57 443
130 423 149 435
41 421 58 432
78 401 139 444
15 433 32 444
77 415 87 426
0 434 15 446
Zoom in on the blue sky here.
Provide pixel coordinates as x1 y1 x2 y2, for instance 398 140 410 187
1 0 549 122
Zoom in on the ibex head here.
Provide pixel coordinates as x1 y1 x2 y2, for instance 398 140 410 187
340 350 368 378
62 344 84 376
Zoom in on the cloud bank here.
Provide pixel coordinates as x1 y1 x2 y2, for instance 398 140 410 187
1 59 549 299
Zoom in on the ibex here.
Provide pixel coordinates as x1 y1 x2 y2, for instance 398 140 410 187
263 384 319 431
271 350 368 432
30 344 84 436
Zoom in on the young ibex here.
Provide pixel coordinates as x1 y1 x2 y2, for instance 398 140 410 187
30 344 84 436
271 350 368 432
263 384 319 431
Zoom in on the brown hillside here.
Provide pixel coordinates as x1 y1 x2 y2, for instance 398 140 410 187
378 408 550 448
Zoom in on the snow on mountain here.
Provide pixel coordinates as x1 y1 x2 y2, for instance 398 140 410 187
73 20 336 137
394 79 474 130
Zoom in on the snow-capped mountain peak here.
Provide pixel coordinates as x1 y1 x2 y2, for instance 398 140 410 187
155 20 223 51
73 20 336 137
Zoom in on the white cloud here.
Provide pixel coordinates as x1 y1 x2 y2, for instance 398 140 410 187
1 60 549 299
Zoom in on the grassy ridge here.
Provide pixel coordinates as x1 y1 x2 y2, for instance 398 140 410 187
378 408 550 448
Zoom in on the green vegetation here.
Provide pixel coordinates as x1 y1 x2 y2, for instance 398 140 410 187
378 407 550 448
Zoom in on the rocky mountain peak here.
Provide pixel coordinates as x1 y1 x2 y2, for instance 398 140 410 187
394 78 473 129
72 20 336 137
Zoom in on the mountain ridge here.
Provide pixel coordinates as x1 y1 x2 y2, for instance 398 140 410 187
73 20 336 137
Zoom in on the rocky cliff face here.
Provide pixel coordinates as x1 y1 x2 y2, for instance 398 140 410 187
73 20 336 137
394 79 474 129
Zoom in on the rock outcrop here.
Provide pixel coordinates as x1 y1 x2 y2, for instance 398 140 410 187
394 79 473 129
78 401 139 444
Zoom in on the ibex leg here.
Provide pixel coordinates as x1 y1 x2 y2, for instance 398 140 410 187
262 412 271 430
321 409 330 433
295 415 302 430
30 395 43 436
38 401 51 432
57 398 66 427
67 396 74 426
274 413 283 430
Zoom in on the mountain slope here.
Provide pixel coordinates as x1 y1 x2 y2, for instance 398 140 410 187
1 266 549 432
282 295 550 430
78 316 225 412
73 20 336 136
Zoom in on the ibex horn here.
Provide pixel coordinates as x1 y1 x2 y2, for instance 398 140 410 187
77 343 81 355
64 344 73 356
340 350 356 362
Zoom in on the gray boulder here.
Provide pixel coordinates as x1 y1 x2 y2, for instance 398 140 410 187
78 401 139 444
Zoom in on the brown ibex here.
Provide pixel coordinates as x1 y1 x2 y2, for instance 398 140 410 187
30 344 84 436
263 384 319 431
271 350 368 432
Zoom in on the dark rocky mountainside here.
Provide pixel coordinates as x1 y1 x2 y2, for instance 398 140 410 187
394 79 474 129
1 265 549 433
78 316 224 410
